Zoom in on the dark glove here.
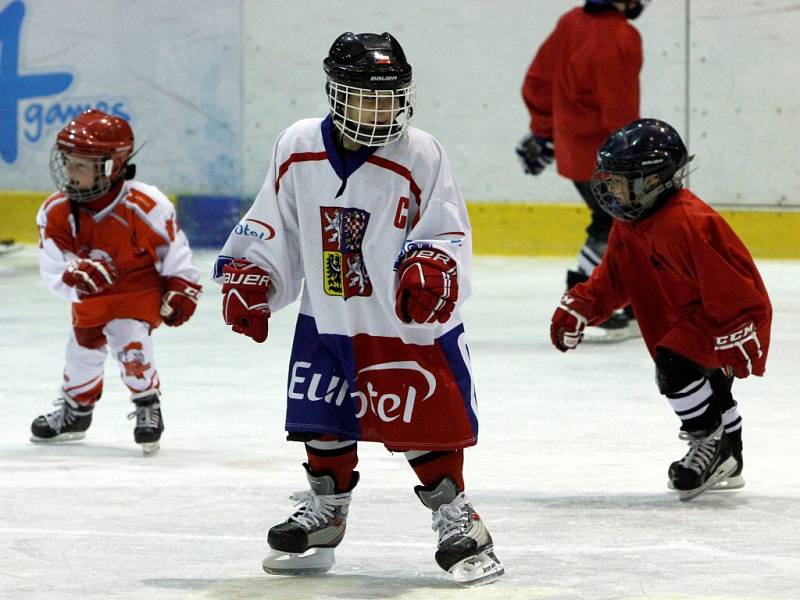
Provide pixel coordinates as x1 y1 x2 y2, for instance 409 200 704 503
515 133 555 176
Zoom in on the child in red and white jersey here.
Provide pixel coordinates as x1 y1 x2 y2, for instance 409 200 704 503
31 109 202 455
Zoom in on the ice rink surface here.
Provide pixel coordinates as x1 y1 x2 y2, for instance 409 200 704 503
1 248 799 600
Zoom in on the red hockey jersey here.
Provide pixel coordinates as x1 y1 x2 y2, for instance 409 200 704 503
569 189 772 373
522 7 642 181
37 181 199 328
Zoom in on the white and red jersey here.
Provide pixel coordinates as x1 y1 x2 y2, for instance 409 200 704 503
37 180 199 328
215 116 478 449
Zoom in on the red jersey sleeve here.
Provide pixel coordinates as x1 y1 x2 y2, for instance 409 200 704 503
568 225 630 324
522 28 557 138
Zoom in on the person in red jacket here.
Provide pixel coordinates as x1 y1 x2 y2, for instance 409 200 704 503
518 0 648 341
549 118 772 501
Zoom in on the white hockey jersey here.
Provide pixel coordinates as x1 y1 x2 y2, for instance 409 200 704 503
216 116 479 449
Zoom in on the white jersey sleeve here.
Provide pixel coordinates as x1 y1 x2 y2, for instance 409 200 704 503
36 195 80 302
214 129 304 311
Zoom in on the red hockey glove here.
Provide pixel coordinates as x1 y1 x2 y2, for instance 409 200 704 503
62 258 117 296
395 248 458 324
221 258 271 343
160 277 202 327
550 293 594 352
714 321 764 378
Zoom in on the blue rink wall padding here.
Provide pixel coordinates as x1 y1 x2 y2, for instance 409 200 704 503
176 195 242 248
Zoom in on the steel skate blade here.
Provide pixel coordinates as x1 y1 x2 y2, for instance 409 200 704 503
140 441 160 456
450 549 505 586
677 456 738 501
30 431 86 443
262 547 334 575
668 472 745 492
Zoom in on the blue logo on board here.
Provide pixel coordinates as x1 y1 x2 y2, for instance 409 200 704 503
0 1 72 162
1 1 133 163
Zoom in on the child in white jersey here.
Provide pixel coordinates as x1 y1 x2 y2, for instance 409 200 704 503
216 32 503 586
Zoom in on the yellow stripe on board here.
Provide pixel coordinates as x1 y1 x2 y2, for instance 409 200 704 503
0 191 178 245
1 192 797 257
0 191 42 245
468 202 800 259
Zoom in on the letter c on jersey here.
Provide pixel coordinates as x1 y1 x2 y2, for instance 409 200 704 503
393 196 409 229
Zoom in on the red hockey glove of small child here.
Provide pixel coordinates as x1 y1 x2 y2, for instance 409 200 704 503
714 321 764 378
550 293 595 352
221 258 271 343
395 248 459 324
160 277 202 327
62 258 117 296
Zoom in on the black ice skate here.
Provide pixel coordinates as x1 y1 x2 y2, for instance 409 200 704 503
715 428 745 490
668 424 738 501
30 394 94 443
415 477 505 586
128 391 163 455
668 431 745 492
714 454 745 490
263 464 358 575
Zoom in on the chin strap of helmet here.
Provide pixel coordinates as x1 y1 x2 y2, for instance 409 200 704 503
70 199 81 236
640 160 696 218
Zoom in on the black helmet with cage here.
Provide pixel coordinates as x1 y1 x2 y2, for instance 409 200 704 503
323 32 415 147
591 118 693 221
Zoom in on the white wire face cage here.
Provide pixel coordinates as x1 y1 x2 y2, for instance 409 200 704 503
327 80 416 147
49 145 114 203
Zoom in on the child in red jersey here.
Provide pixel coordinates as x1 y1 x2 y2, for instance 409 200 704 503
30 109 202 455
549 118 772 501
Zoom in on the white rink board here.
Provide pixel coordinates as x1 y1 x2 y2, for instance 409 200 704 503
1 249 799 599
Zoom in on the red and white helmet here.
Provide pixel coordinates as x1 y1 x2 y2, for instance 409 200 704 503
50 109 135 203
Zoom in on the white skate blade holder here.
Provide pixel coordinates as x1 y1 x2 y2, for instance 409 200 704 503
30 432 86 444
140 441 160 456
262 547 335 575
677 456 738 502
713 474 745 490
450 549 505 586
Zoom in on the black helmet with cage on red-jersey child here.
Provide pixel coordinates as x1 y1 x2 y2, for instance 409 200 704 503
323 32 416 147
591 118 693 222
